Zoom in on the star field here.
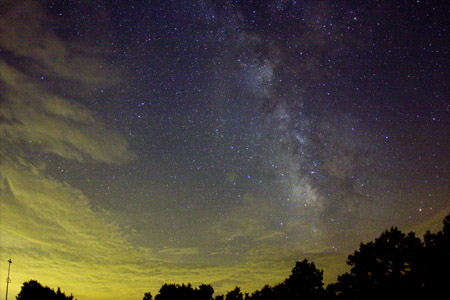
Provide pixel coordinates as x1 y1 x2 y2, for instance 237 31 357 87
0 1 449 299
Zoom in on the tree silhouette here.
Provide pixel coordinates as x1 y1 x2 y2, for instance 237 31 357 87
282 259 325 300
422 213 450 297
154 283 214 300
247 259 325 300
225 287 244 300
248 284 279 300
198 284 215 300
143 291 153 300
155 283 192 300
331 227 425 299
16 280 75 300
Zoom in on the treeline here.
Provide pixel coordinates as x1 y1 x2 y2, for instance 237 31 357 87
16 280 75 300
17 212 449 300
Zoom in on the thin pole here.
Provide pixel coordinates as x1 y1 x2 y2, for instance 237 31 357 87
5 259 12 300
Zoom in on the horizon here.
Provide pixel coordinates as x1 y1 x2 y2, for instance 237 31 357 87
2 210 449 299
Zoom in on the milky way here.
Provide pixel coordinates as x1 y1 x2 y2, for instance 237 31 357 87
1 1 449 299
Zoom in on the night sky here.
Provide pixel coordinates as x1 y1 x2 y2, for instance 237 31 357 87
0 0 449 299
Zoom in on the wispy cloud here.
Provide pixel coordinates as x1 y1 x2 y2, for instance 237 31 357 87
0 0 132 164
0 62 132 163
0 1 142 298
0 156 267 299
0 156 147 299
0 0 117 85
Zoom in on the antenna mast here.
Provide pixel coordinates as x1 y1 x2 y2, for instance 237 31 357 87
5 259 12 300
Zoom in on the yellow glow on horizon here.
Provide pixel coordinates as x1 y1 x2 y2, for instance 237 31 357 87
0 153 354 299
